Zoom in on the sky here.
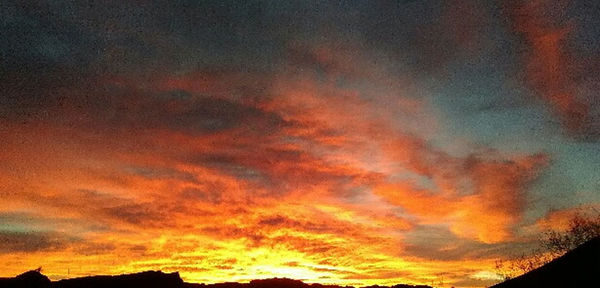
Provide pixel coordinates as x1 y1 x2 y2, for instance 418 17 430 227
1 0 599 287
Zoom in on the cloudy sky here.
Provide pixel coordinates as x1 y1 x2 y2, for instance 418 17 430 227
1 0 599 287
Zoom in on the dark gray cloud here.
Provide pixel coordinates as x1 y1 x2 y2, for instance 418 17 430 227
124 165 198 183
70 86 290 136
1 0 292 131
402 225 537 261
101 203 165 226
180 188 224 204
0 230 77 254
16 189 178 229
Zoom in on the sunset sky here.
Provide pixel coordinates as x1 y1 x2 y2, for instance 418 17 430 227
1 1 599 287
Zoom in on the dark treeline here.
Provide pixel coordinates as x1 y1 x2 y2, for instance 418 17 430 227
491 237 600 288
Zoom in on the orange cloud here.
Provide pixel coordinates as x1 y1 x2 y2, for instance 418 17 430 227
536 204 600 231
0 42 548 288
259 45 549 243
374 153 548 243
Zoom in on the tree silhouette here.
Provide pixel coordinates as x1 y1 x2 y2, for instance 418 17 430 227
542 211 600 255
495 209 600 280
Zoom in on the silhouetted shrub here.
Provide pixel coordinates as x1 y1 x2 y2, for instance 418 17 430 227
495 209 600 279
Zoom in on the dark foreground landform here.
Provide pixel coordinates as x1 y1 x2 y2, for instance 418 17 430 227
0 270 432 288
491 236 600 288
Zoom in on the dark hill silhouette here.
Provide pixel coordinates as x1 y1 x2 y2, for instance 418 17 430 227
54 270 183 288
250 278 306 288
364 285 432 288
490 236 600 288
0 271 432 288
0 270 51 288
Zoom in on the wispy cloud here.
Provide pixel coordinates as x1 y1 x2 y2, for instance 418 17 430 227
508 0 600 140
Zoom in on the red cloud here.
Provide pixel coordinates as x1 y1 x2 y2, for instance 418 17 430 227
509 0 597 139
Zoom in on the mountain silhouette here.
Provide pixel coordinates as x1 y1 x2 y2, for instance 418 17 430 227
54 270 183 288
0 270 51 288
0 270 432 288
490 236 600 288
